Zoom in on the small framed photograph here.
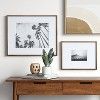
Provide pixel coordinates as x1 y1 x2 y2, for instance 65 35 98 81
64 0 100 34
7 15 57 56
61 41 97 70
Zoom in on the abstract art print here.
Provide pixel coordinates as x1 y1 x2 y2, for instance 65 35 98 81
65 0 100 34
7 15 57 56
61 41 97 70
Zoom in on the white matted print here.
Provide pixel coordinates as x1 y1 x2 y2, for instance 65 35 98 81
65 0 100 34
61 41 97 70
7 15 57 56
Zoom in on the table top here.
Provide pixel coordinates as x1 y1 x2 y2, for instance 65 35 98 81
6 76 100 82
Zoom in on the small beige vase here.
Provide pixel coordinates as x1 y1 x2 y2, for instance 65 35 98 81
30 63 40 74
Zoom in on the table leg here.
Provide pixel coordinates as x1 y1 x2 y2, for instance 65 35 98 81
13 82 19 100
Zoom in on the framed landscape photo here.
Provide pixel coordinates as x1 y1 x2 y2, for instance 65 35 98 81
7 15 57 56
65 0 100 34
61 41 97 70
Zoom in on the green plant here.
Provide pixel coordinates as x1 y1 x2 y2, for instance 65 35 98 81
42 48 54 67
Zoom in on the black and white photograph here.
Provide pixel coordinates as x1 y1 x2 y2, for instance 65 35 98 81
16 23 49 48
71 50 87 61
61 41 97 70
7 15 57 56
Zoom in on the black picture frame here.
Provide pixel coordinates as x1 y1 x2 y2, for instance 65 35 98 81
7 15 57 56
61 41 97 70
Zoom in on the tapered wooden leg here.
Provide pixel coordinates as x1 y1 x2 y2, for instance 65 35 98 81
13 82 19 100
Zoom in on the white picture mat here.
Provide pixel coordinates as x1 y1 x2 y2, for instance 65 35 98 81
62 42 96 69
8 16 57 55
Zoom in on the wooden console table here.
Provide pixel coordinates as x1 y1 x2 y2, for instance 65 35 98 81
6 77 100 100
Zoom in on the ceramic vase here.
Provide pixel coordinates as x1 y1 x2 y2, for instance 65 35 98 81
42 66 52 77
30 63 40 74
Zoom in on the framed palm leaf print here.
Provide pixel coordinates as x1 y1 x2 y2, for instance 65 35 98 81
7 15 57 56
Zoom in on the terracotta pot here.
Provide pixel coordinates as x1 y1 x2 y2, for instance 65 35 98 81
30 63 40 74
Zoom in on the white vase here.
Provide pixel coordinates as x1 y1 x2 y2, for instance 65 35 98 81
42 66 52 77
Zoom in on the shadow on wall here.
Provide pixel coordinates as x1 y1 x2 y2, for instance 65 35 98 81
0 82 12 100
67 7 100 33
20 95 98 100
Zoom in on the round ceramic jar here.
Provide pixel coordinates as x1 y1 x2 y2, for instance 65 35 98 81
30 63 40 74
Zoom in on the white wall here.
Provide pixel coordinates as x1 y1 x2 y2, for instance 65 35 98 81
0 0 100 100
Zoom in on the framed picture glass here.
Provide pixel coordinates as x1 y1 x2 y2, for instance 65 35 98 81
65 0 100 34
61 41 97 70
7 15 57 56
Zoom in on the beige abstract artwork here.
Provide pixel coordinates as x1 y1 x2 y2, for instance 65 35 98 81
65 0 100 34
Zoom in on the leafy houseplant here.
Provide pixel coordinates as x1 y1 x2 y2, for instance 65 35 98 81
42 48 54 76
42 48 54 67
